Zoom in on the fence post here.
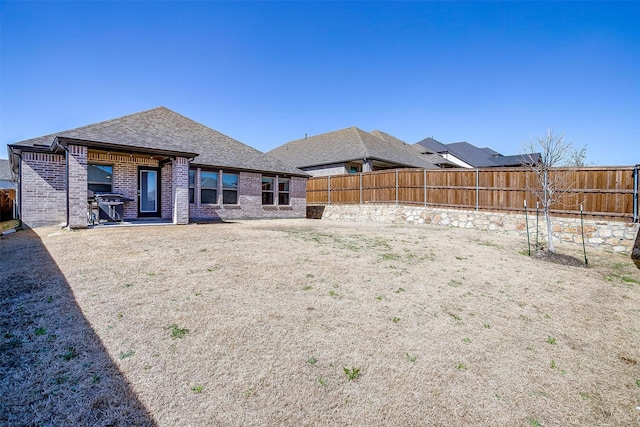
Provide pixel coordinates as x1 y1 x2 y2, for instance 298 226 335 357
633 164 639 223
359 173 363 205
475 168 479 212
395 169 399 206
423 169 427 207
327 176 331 205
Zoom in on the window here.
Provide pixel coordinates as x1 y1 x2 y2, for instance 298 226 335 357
262 177 274 205
188 170 195 203
200 171 218 204
278 178 290 205
88 164 113 194
222 173 238 204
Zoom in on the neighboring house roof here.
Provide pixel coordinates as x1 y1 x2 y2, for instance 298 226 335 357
422 153 459 168
414 138 538 168
414 137 449 154
0 159 12 181
9 107 307 176
0 159 15 190
491 153 541 167
267 127 439 170
480 147 501 156
445 142 503 167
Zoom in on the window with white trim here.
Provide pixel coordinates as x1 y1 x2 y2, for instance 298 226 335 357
188 169 196 203
262 177 274 205
278 178 290 205
200 170 218 204
222 173 238 204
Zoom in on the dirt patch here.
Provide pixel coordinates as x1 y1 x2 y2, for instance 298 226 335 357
2 219 639 426
532 250 587 267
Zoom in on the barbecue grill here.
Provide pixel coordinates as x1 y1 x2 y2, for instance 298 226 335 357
87 191 132 223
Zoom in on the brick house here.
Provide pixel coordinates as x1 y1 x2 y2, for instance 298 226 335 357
267 127 442 177
7 107 308 228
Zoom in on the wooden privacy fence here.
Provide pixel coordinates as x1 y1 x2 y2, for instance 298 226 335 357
307 166 640 222
0 189 16 222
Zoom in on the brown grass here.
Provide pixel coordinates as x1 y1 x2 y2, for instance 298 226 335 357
1 219 639 426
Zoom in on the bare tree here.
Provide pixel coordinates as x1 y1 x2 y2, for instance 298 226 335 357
567 145 589 167
522 130 575 253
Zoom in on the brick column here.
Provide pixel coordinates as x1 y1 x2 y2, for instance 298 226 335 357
67 144 88 228
362 159 373 172
172 157 189 224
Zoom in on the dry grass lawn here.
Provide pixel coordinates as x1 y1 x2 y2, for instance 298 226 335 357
1 219 639 426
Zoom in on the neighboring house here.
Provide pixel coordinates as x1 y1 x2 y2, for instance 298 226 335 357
267 127 440 177
0 159 17 221
7 107 308 228
414 137 539 168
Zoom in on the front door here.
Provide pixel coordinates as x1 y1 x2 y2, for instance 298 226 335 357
138 167 160 217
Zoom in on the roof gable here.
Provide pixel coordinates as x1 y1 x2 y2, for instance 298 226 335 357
10 107 306 176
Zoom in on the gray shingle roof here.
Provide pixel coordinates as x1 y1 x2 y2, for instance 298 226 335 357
268 127 439 170
414 137 449 154
414 138 537 168
445 142 500 167
10 107 307 176
0 159 15 190
0 159 12 181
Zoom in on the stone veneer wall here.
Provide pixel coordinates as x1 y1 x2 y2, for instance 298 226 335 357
189 170 307 220
20 152 66 228
310 204 640 255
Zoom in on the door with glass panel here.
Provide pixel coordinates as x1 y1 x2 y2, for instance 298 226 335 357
138 167 160 217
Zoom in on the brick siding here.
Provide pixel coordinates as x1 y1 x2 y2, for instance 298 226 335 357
88 152 160 220
172 157 189 224
67 145 88 227
189 169 307 220
20 152 66 228
19 149 307 227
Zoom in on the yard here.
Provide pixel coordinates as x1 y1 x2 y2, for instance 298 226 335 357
1 219 639 426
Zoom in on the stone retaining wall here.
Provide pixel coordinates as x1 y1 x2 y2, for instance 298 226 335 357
308 204 640 255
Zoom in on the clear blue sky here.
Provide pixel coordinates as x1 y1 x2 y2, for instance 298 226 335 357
1 1 638 165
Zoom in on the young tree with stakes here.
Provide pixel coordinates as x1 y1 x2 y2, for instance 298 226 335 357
522 130 583 253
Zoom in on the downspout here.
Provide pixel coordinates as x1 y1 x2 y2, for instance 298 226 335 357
17 152 23 226
631 164 638 222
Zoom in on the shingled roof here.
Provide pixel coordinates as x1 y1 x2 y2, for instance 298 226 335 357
0 159 12 181
10 107 306 176
414 138 537 168
267 127 439 170
414 137 449 154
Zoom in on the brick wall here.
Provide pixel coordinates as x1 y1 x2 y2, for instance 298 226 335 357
67 145 88 227
172 157 189 224
20 152 66 228
88 152 159 220
161 163 173 219
19 149 307 227
189 169 307 220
